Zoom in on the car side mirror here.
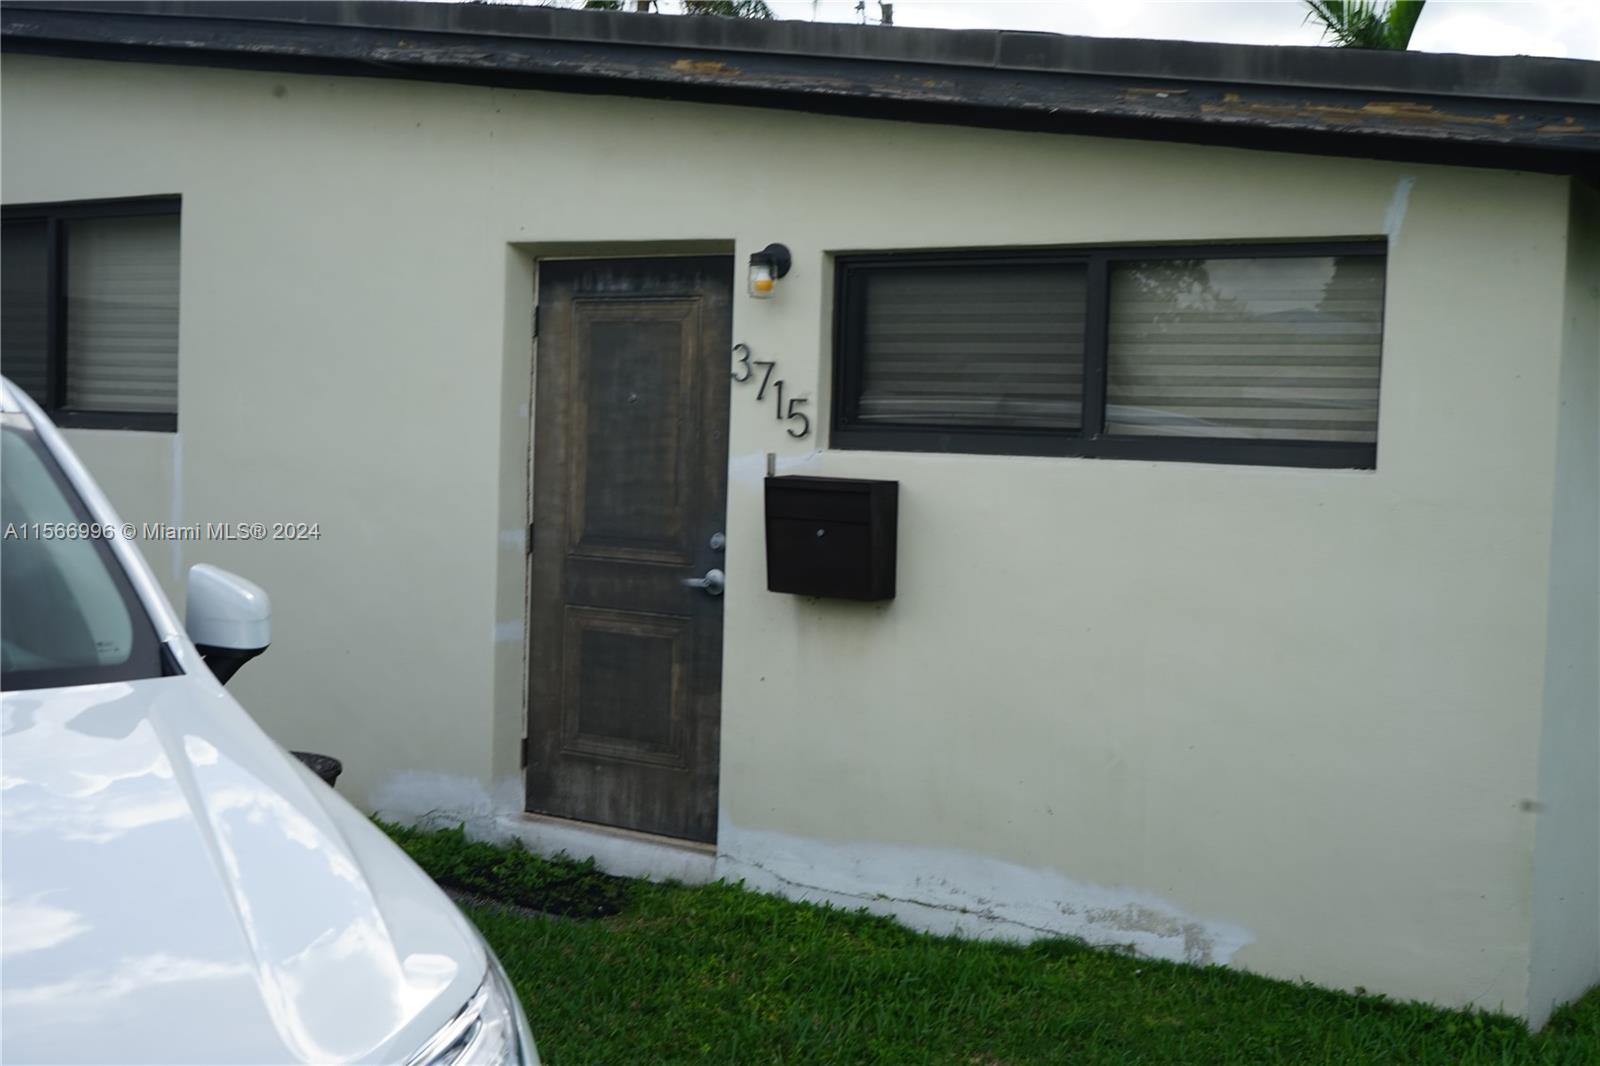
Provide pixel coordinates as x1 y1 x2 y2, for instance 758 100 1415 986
186 564 271 684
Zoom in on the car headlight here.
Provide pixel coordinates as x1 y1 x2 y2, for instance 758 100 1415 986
407 935 538 1066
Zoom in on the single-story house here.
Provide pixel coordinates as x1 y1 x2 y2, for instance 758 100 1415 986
3 0 1596 1027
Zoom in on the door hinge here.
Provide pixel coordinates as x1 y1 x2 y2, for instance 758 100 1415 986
531 306 539 340
526 521 535 555
520 735 529 769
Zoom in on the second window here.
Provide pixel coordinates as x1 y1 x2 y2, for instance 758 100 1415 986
832 242 1386 468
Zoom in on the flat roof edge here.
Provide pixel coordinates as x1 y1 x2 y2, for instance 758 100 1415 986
11 1 1600 103
4 1 1597 175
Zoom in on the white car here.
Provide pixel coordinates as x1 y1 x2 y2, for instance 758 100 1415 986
0 377 539 1065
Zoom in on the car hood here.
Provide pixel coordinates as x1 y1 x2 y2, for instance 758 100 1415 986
1 675 483 1065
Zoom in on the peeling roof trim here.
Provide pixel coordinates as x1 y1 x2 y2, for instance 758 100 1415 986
4 0 1597 175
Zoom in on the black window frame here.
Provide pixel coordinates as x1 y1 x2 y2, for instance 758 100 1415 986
2 195 181 432
831 240 1387 470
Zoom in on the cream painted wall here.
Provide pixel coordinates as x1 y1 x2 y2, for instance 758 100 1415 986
2 54 1587 1021
1527 182 1600 1028
57 430 182 603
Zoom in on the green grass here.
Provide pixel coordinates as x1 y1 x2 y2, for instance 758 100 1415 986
381 822 1600 1065
381 822 631 918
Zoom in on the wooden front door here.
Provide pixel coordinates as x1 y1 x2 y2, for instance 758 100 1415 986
526 257 732 843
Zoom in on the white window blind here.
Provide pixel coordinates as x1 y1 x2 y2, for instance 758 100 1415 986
858 264 1086 430
64 215 179 414
1106 255 1384 442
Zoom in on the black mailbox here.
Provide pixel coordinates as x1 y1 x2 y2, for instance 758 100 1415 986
765 476 898 601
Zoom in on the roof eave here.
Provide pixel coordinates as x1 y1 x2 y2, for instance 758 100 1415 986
3 2 1595 176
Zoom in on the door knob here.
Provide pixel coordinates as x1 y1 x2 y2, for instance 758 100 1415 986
682 568 725 596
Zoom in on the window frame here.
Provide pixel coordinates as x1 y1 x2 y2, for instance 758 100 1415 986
831 240 1387 469
2 195 181 432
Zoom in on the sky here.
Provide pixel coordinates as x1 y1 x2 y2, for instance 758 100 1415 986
728 1 1600 61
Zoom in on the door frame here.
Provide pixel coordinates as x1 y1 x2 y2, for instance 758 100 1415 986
518 243 737 842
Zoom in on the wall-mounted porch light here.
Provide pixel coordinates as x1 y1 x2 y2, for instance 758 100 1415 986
748 243 792 299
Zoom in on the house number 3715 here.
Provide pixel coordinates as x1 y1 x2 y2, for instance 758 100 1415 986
731 343 811 439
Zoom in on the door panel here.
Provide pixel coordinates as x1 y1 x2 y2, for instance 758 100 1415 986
563 606 688 766
527 257 731 843
571 304 695 561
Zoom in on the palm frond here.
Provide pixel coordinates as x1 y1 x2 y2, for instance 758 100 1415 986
1304 0 1425 50
1381 0 1426 48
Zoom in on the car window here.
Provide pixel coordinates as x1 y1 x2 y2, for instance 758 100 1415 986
0 412 170 689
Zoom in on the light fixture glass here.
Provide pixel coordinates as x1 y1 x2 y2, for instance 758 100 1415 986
748 261 776 298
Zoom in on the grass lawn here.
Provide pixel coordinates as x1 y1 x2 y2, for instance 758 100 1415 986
383 823 1600 1065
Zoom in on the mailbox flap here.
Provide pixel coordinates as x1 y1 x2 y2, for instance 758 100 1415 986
765 485 872 523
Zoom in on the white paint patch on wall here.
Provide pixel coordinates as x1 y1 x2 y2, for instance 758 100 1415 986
716 819 1254 965
1385 176 1416 247
370 769 1252 964
370 771 716 884
727 448 825 491
369 771 524 843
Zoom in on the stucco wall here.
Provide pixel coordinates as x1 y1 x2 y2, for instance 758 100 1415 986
57 429 182 604
1527 181 1600 1028
1 54 1584 1020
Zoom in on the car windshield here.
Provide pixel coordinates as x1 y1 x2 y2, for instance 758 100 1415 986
0 412 168 690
